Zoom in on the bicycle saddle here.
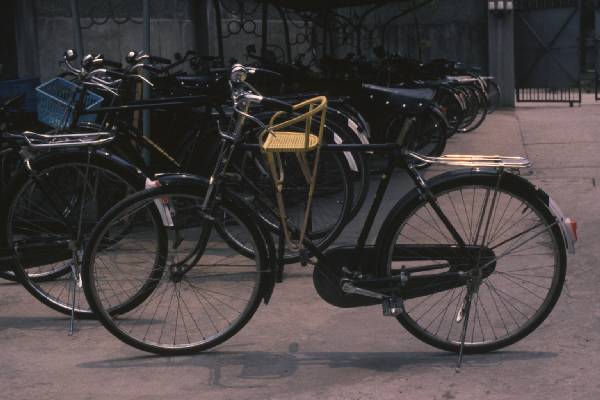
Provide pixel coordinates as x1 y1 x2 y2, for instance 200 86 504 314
360 84 434 114
362 84 435 101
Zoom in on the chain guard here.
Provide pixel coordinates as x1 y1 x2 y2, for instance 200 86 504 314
313 246 381 308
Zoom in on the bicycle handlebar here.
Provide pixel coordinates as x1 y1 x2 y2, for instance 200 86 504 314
260 96 294 113
147 55 171 65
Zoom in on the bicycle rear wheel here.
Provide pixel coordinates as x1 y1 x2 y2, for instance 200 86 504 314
433 86 464 138
485 79 501 114
387 109 447 168
0 148 21 281
379 171 566 353
458 85 488 133
83 185 268 355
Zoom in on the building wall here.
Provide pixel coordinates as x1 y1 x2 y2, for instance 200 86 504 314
207 0 488 70
29 0 196 80
383 0 488 69
15 0 488 80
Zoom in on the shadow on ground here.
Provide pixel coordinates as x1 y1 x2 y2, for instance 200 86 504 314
77 348 556 387
0 316 99 332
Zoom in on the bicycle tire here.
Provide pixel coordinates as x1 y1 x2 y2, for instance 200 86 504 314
485 79 501 114
433 86 464 138
173 122 354 264
0 148 20 281
386 108 447 168
227 147 353 263
377 170 566 353
323 111 371 220
0 150 143 317
83 184 269 355
458 85 488 133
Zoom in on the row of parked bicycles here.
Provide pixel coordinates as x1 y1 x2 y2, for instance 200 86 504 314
0 49 576 367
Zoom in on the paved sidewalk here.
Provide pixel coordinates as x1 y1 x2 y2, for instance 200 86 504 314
2 106 600 400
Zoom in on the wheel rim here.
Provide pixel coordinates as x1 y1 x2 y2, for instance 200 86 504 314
388 184 562 350
7 163 136 315
88 194 263 352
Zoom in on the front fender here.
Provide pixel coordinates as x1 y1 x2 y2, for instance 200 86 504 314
155 173 278 303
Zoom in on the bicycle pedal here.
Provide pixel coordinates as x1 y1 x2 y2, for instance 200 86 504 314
382 297 404 317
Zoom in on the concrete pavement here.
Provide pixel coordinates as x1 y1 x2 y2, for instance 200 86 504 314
2 104 600 400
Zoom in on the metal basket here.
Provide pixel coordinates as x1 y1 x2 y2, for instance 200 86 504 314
35 78 103 129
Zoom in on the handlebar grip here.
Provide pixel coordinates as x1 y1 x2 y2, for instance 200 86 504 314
64 49 77 62
143 64 163 74
261 97 294 113
148 55 171 65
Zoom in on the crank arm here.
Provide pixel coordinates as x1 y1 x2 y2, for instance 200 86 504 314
341 281 385 300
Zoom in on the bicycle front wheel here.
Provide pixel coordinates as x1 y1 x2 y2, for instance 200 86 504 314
83 185 269 355
379 171 566 353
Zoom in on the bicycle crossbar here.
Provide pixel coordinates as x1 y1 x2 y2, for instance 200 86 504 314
81 95 212 114
240 143 397 152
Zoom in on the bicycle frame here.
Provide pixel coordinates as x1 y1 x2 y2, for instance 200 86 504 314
234 142 473 279
64 73 219 178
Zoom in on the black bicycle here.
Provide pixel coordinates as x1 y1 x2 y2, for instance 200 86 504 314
0 51 356 321
81 65 576 367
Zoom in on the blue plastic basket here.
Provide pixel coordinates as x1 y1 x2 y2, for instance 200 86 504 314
35 78 103 129
0 78 40 113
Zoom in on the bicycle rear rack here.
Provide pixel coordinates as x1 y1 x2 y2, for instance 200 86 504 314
21 130 114 148
407 151 531 169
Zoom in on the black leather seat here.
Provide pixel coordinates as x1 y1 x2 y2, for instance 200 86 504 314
362 84 435 100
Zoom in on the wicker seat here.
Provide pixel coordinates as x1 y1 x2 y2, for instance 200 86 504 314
261 131 320 152
259 96 328 250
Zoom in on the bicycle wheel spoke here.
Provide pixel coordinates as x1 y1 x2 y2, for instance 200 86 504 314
85 192 263 353
391 181 563 352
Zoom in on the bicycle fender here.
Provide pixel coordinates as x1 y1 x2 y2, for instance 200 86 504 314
9 148 148 191
475 170 576 254
517 176 576 254
155 173 278 303
374 168 572 270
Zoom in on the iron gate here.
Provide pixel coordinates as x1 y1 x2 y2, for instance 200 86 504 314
514 0 582 105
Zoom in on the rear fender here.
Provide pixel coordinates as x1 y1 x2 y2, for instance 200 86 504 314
155 173 278 303
30 148 147 187
374 169 573 271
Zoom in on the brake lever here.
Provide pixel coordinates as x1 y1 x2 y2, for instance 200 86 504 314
90 74 122 87
85 79 120 96
131 62 164 75
129 74 154 87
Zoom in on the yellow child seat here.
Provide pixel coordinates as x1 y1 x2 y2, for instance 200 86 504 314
260 96 328 250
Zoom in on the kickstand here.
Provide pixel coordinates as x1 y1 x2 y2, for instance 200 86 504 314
276 226 285 283
68 262 80 336
456 287 475 370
